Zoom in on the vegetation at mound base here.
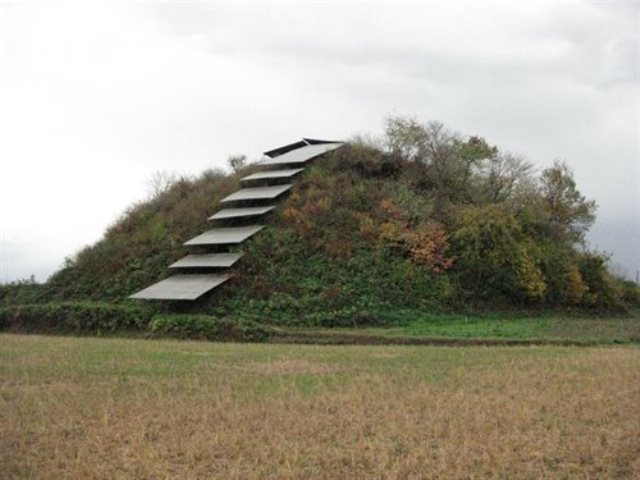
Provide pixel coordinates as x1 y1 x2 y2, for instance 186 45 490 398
1 302 638 345
2 116 639 328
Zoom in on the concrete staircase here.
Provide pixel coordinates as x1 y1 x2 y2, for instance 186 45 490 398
129 138 343 301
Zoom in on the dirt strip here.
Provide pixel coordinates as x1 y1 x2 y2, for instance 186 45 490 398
268 331 638 347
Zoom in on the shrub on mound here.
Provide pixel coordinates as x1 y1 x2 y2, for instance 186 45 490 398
148 314 274 341
0 302 153 334
0 303 274 342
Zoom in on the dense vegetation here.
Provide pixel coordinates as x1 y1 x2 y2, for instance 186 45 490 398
2 117 638 328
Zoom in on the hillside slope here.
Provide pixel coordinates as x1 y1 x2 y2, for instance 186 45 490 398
4 118 638 325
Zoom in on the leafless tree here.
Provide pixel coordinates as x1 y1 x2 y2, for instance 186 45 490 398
478 152 534 202
146 170 177 200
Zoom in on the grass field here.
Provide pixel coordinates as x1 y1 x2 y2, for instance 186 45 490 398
1 334 639 478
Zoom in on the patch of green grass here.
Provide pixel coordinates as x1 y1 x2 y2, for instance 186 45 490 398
320 309 640 343
0 334 575 392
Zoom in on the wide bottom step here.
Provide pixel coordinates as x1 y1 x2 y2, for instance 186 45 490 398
129 274 230 300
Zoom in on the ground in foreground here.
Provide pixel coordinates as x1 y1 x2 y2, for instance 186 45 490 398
1 334 639 479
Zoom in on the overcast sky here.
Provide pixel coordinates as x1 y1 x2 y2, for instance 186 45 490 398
0 1 638 282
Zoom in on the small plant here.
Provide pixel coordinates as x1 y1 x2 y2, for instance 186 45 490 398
227 154 247 173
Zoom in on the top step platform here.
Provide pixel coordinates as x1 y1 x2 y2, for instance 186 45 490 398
260 143 343 166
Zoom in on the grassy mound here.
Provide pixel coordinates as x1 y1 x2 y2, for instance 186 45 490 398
2 117 638 329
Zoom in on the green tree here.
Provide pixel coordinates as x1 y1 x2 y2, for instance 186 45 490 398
539 160 596 244
577 251 618 308
538 243 584 305
450 204 545 302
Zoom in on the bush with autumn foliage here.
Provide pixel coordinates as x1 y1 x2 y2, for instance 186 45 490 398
3 116 637 325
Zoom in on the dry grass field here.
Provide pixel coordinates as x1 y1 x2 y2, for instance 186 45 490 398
1 334 639 479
